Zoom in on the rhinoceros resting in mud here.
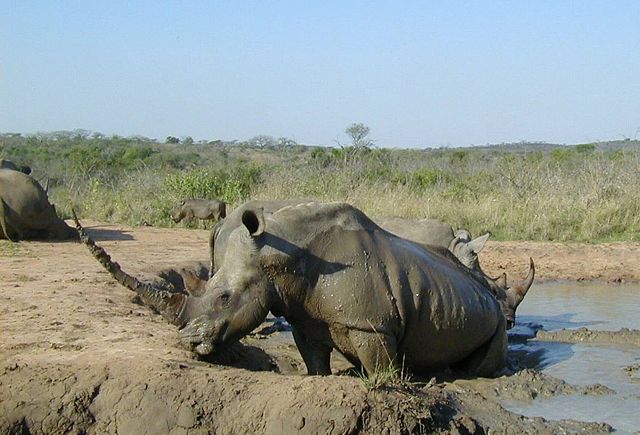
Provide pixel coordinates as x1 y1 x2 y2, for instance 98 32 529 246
209 200 533 329
77 202 535 377
374 216 490 273
172 199 227 224
0 169 77 241
372 217 537 328
0 159 31 174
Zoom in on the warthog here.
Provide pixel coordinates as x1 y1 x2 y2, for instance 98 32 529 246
77 201 534 377
172 199 227 224
0 169 77 241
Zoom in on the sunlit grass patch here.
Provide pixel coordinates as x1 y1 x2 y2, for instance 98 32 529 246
0 240 31 257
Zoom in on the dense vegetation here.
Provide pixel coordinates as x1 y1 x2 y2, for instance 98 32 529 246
1 130 638 242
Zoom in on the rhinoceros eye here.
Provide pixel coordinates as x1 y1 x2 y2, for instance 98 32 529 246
216 292 230 308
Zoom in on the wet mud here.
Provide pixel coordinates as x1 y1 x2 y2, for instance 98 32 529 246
1 221 638 433
536 327 640 346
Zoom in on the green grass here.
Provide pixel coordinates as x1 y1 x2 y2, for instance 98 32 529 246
0 240 31 257
3 133 639 242
357 364 404 390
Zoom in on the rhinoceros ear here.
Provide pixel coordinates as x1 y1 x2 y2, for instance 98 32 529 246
467 232 490 254
242 208 265 237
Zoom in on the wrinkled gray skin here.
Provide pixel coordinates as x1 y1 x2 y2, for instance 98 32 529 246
0 169 77 241
172 199 227 224
78 202 534 377
373 217 536 329
212 202 533 329
0 159 31 175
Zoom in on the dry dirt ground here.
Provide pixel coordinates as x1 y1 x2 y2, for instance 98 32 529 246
1 221 638 434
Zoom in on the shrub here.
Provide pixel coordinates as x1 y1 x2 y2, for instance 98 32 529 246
409 168 449 191
163 165 261 205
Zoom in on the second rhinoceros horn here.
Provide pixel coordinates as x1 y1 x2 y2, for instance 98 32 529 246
506 257 535 308
73 211 190 327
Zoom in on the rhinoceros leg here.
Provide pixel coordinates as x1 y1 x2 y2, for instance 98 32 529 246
453 314 507 377
348 329 399 376
0 198 16 242
291 328 332 375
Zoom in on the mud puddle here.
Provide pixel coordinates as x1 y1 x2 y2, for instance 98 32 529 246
503 282 640 433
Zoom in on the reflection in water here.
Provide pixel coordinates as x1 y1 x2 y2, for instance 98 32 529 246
504 282 640 434
508 341 574 370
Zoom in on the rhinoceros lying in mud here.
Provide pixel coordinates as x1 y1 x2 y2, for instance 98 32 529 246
372 217 537 328
374 216 490 272
209 201 533 329
77 202 534 377
172 199 227 224
0 169 77 241
0 159 31 174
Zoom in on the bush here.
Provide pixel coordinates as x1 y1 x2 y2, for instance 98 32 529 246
409 169 449 191
163 165 261 205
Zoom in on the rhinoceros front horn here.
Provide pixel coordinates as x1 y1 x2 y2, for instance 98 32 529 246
508 257 535 308
73 211 190 327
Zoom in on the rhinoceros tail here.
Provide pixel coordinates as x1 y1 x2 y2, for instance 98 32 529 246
0 197 16 242
72 210 189 327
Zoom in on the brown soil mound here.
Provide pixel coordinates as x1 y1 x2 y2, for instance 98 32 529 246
0 221 624 434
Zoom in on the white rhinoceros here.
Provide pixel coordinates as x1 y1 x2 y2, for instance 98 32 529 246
77 202 534 377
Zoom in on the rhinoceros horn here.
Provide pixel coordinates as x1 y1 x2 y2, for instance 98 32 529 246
73 211 190 327
492 272 507 289
506 257 535 308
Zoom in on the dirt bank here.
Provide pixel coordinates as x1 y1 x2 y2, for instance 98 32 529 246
481 240 640 283
1 221 633 434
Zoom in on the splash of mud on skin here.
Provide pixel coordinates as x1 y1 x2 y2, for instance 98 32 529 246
536 327 640 346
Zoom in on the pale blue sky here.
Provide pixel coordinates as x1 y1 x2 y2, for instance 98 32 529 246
1 1 639 147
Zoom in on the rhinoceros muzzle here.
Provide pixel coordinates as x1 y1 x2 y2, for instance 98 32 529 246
179 316 228 356
505 317 515 330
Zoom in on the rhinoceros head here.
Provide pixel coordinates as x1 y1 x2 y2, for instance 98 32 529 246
179 209 276 355
75 209 275 356
487 258 535 329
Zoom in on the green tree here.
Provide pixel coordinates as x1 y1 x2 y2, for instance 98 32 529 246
345 123 373 149
246 135 276 148
337 123 374 165
165 136 180 144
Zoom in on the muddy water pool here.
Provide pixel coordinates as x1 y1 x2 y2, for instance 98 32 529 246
504 282 640 433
